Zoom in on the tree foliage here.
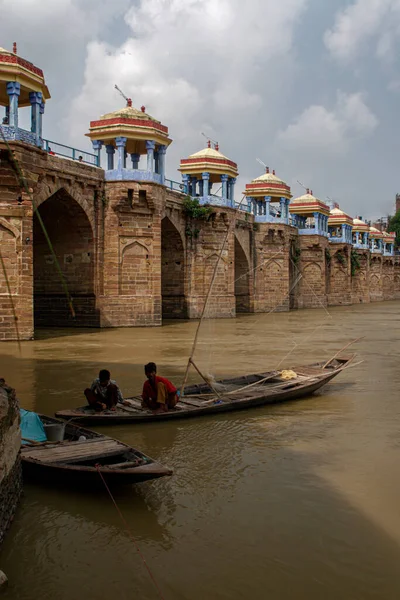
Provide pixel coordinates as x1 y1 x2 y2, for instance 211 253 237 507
387 212 400 247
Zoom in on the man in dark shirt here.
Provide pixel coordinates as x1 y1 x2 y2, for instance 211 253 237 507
84 369 124 411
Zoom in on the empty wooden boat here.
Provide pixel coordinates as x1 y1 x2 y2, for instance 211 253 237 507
21 414 173 485
55 356 354 425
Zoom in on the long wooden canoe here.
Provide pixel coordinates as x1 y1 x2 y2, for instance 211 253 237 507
55 356 353 425
21 415 173 485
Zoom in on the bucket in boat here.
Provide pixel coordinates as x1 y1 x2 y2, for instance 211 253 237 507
43 423 65 442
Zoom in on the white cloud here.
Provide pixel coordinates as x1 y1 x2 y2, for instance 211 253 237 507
324 0 400 63
66 0 309 177
277 91 378 152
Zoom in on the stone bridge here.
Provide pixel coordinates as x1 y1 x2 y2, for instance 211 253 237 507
1 140 400 341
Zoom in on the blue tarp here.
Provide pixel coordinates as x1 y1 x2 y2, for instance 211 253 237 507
20 409 47 444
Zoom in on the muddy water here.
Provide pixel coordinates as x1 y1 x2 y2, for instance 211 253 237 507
1 303 400 599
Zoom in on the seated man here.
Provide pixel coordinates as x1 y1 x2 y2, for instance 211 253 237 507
142 362 178 413
84 369 124 411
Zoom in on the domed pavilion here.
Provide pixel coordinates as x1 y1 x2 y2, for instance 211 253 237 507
289 189 330 236
244 167 291 224
383 231 396 256
328 204 353 244
352 217 369 249
0 43 50 146
178 141 238 207
86 98 172 182
369 226 384 253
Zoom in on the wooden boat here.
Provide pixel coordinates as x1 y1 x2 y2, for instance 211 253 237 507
55 355 354 425
21 414 173 485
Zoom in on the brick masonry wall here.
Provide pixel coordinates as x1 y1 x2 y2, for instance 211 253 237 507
0 383 22 547
351 250 370 304
394 259 400 299
0 140 103 339
297 235 329 309
185 209 236 319
2 140 400 341
252 223 296 312
382 257 395 301
327 243 352 306
369 256 383 302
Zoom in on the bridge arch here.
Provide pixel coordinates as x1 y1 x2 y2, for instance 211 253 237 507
161 216 186 319
234 235 250 313
33 188 98 328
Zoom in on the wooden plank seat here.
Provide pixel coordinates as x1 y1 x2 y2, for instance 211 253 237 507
22 438 127 463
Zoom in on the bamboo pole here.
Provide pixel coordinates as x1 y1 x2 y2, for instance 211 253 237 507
189 358 222 399
180 196 246 397
322 337 364 369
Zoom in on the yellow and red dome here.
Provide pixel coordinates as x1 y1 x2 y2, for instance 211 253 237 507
369 226 384 239
352 217 369 232
289 189 330 216
87 101 172 155
0 44 50 107
245 168 291 200
179 143 238 183
328 206 353 227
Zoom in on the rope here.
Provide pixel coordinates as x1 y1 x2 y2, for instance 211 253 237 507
94 465 166 600
0 247 21 354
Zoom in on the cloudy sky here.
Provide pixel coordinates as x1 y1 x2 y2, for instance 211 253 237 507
1 0 400 219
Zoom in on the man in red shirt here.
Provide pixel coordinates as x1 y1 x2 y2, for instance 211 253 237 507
142 362 178 413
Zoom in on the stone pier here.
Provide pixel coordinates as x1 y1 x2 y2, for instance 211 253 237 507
0 381 22 547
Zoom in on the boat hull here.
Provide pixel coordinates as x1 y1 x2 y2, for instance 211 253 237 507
55 358 353 425
21 415 172 486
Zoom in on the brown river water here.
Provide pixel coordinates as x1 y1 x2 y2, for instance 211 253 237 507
1 302 400 599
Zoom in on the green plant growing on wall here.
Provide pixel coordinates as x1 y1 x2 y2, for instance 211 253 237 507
336 250 346 266
183 196 212 220
183 196 212 241
292 246 301 265
350 248 361 277
325 248 331 264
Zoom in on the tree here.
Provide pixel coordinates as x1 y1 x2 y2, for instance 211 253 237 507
387 212 400 247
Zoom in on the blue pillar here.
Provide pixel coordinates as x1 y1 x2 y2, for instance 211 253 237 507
199 180 204 196
221 174 228 201
106 144 115 170
191 176 198 196
314 212 320 234
355 232 360 245
39 101 45 141
130 153 140 169
7 82 20 129
154 150 159 174
146 140 155 172
29 91 42 144
202 172 210 198
115 137 127 172
158 145 167 184
91 140 103 167
229 177 236 207
264 196 271 219
182 174 190 194
280 198 285 220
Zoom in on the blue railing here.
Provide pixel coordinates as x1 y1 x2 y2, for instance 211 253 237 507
165 178 185 192
42 139 99 167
